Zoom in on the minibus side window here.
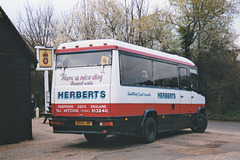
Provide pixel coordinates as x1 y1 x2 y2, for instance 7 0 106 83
190 69 199 92
179 67 189 89
153 61 178 88
120 54 153 86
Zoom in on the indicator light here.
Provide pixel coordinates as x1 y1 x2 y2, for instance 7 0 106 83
102 130 107 134
50 121 64 125
100 121 113 126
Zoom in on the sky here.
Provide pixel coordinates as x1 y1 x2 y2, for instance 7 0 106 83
1 0 240 47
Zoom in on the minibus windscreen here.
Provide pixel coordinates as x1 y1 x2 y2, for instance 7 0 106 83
56 51 112 68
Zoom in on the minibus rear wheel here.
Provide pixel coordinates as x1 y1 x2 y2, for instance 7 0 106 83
84 133 106 142
143 117 157 143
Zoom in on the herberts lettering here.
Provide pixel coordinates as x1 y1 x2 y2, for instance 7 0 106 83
57 90 106 99
157 92 176 99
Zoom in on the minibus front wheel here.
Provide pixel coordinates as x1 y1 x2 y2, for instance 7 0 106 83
191 113 208 133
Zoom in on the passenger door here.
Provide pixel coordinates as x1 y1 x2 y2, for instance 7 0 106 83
190 68 205 114
179 67 192 127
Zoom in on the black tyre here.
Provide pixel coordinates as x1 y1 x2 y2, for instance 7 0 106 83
191 113 208 133
143 117 157 143
84 134 106 143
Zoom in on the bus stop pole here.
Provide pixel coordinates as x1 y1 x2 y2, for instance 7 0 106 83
44 70 49 113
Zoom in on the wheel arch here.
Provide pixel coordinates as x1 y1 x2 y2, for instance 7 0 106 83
140 109 157 128
197 106 206 120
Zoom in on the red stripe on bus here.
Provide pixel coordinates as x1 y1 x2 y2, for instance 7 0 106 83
56 45 117 54
111 103 203 116
52 103 204 117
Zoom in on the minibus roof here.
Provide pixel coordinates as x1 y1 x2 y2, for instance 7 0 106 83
56 39 195 67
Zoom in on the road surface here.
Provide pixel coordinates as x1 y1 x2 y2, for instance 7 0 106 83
0 118 240 160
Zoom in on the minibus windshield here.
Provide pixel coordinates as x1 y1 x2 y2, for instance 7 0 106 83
56 51 112 68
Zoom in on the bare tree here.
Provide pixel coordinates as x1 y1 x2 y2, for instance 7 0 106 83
77 0 99 40
17 2 57 49
53 11 74 45
55 0 102 43
95 0 125 39
132 0 149 46
16 0 174 51
57 0 128 42
69 0 100 40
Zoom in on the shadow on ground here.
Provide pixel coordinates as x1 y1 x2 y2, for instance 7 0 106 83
65 130 193 150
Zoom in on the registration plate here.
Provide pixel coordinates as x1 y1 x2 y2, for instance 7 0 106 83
75 121 92 126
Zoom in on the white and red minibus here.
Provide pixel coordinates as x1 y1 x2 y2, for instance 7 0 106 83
49 39 207 143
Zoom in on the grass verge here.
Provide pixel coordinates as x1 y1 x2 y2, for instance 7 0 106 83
207 109 240 121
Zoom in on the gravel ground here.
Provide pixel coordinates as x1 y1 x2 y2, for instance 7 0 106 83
0 118 240 160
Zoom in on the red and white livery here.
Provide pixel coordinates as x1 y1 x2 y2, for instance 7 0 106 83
50 39 207 143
